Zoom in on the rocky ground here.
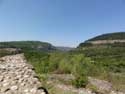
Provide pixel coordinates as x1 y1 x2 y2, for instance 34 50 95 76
0 54 47 94
44 74 124 94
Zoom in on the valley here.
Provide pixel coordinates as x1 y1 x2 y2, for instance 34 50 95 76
0 32 125 94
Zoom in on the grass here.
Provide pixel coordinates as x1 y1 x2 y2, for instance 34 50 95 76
23 48 125 93
49 87 77 94
110 73 125 92
38 74 76 94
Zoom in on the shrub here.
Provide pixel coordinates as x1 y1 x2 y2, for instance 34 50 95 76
72 76 88 88
86 84 98 93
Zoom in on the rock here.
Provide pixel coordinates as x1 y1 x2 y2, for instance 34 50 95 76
3 82 9 87
10 86 18 90
110 91 124 94
30 88 37 93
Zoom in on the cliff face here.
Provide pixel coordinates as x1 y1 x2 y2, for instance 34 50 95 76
0 54 47 94
79 32 125 47
86 40 125 45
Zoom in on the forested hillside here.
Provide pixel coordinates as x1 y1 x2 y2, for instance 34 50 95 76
0 41 56 51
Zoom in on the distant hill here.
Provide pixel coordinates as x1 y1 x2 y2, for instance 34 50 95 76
0 41 56 51
79 32 125 47
87 32 125 41
56 46 74 51
77 32 125 74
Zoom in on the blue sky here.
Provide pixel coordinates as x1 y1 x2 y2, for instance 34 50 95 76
0 0 125 47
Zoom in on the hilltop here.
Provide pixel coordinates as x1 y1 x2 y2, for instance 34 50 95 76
86 32 125 41
0 41 56 51
79 32 125 47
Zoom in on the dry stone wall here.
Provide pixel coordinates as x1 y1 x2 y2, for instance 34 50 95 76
0 54 47 94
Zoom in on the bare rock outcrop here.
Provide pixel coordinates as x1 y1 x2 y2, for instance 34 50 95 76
87 40 125 45
0 54 47 94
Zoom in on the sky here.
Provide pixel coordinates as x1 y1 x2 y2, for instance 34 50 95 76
0 0 125 47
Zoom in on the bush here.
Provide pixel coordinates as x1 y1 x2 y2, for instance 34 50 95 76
86 84 98 93
72 76 88 88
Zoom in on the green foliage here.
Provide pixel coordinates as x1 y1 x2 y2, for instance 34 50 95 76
0 48 21 57
86 84 98 93
77 33 125 91
79 42 93 48
0 50 11 57
23 49 93 88
23 49 50 73
76 46 125 73
72 76 88 88
0 41 55 51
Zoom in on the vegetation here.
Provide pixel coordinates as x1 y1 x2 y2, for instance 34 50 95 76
0 49 12 57
0 48 21 57
23 49 93 88
85 32 125 41
0 41 56 51
77 32 125 92
78 44 125 74
0 32 125 93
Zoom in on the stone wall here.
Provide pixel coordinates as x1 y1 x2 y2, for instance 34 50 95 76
0 54 47 94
